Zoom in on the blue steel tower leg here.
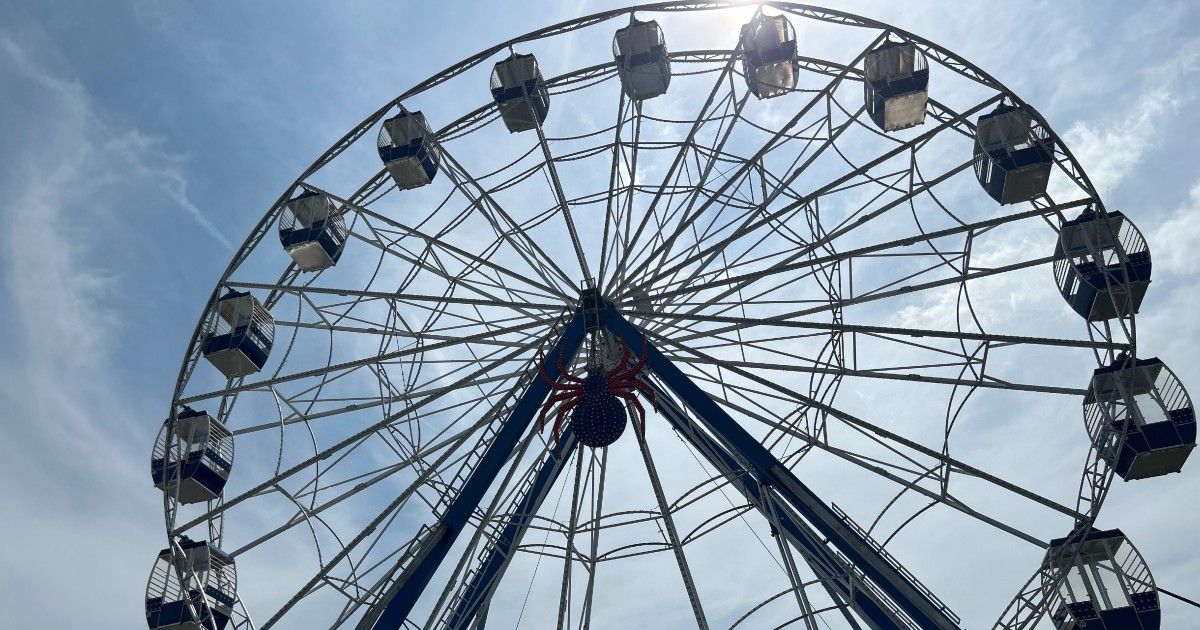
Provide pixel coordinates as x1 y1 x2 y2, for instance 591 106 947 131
444 427 580 629
363 309 587 630
601 304 962 630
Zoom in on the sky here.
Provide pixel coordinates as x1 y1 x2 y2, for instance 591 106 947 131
1 1 1199 628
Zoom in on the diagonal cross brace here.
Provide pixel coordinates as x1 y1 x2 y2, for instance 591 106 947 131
363 309 587 630
601 304 962 630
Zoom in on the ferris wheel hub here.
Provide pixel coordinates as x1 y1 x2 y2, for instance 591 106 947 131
579 285 608 333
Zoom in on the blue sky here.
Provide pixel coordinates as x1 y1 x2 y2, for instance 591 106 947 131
2 1 1199 628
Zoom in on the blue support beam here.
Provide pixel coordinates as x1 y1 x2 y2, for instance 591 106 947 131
601 305 961 630
446 429 580 629
650 385 900 630
365 309 587 630
449 344 891 629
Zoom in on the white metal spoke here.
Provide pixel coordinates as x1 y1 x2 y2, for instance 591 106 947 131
179 315 554 405
638 437 710 629
434 139 579 292
628 310 1128 352
643 329 1086 520
531 97 593 283
629 92 1005 298
615 32 890 297
605 42 744 295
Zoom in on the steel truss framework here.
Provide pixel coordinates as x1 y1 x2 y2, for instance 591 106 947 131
151 3 1172 630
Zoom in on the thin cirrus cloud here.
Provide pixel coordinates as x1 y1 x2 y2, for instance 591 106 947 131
0 20 218 630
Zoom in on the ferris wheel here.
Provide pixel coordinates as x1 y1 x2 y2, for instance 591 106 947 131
147 3 1197 629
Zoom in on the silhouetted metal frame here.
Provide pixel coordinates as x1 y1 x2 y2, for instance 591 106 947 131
600 303 961 630
375 299 962 630
361 309 587 630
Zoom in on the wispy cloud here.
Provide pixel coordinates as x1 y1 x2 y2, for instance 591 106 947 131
1151 181 1200 276
112 130 236 250
0 31 233 250
1051 39 1200 199
0 22 192 628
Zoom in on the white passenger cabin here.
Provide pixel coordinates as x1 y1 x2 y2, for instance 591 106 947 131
145 538 237 630
613 19 671 101
490 53 549 133
378 110 438 189
202 290 274 379
864 41 929 131
973 105 1055 205
279 190 346 272
739 15 799 99
1045 529 1160 629
151 408 233 504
